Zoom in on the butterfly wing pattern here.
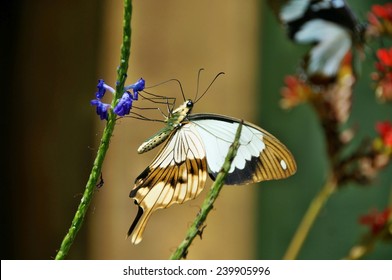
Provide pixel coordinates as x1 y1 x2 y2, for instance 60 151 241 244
190 114 296 184
128 122 208 244
128 100 297 244
128 110 296 244
270 0 363 83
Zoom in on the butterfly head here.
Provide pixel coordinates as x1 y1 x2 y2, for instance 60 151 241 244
169 99 194 122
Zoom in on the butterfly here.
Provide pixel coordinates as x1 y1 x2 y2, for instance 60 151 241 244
269 0 365 84
127 97 297 244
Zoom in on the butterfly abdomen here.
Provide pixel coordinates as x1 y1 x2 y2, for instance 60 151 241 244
137 100 193 154
137 127 173 154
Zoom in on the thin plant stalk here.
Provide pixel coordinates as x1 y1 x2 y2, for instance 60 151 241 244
55 0 133 260
170 122 244 260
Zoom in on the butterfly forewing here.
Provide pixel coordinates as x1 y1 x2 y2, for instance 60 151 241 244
128 123 208 244
189 114 296 184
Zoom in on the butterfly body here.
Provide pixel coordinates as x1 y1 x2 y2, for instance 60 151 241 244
128 100 296 244
137 100 193 154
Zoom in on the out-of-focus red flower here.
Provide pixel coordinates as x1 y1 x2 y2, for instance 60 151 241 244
280 52 355 125
280 75 312 109
368 4 392 36
373 120 392 159
359 208 392 235
372 48 392 102
372 4 392 21
376 121 392 148
376 48 392 70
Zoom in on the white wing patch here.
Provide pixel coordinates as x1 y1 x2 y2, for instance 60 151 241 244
294 19 351 76
280 159 287 170
190 114 297 185
280 0 310 22
192 119 265 174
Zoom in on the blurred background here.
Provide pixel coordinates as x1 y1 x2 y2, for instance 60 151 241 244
1 0 391 259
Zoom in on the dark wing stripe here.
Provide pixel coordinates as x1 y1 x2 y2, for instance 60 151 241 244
189 114 296 185
263 147 278 179
265 134 296 176
262 154 275 180
256 157 267 180
159 167 176 205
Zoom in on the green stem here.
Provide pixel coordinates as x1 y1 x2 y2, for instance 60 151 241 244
55 119 116 260
169 122 244 260
283 174 337 260
55 0 133 260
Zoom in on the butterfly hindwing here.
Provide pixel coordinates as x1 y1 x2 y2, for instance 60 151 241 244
128 122 208 244
189 114 297 184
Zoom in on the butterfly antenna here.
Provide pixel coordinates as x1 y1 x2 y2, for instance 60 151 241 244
145 78 178 89
194 71 225 103
175 79 186 102
146 79 186 103
145 78 186 102
194 68 205 102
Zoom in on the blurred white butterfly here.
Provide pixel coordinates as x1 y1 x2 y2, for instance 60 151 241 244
270 0 365 84
127 95 297 244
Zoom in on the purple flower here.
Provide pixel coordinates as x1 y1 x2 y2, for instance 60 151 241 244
131 78 145 92
125 78 145 100
91 78 145 119
90 99 110 120
113 92 133 116
95 79 115 99
95 79 106 99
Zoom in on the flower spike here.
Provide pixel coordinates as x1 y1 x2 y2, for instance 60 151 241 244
90 78 145 120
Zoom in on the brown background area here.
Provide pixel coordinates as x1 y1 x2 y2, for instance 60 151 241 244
90 0 260 259
1 0 260 259
4 0 389 261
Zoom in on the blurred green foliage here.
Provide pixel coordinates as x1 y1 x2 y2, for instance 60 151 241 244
257 0 392 259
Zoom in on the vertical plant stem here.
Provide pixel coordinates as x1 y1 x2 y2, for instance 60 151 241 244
55 0 133 260
283 174 337 260
169 122 243 260
55 119 116 260
114 0 132 102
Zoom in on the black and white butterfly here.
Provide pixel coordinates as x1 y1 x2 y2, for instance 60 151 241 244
127 95 297 244
269 0 365 84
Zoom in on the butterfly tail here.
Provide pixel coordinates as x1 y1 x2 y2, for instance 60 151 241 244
127 204 153 245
